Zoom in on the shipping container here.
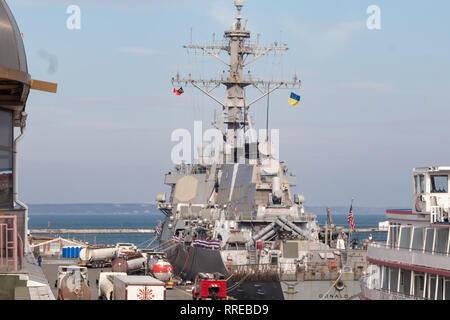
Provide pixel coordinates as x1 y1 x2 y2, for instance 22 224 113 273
113 275 165 300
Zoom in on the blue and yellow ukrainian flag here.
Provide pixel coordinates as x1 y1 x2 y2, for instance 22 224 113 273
288 92 301 107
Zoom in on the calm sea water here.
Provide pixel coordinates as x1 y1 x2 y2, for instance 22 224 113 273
29 213 387 248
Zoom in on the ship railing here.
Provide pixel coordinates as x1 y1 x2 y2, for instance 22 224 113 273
227 262 349 282
360 276 428 300
430 206 449 224
368 241 449 257
227 263 281 281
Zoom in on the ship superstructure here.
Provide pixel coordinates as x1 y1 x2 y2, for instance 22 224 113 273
156 0 367 300
361 167 450 300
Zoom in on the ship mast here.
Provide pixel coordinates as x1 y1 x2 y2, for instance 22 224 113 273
172 0 301 164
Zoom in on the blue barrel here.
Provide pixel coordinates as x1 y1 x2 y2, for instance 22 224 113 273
75 247 81 258
62 247 67 258
70 247 75 258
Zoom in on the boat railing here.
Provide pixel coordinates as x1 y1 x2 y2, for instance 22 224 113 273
227 261 356 282
430 206 449 224
360 276 427 300
368 241 449 257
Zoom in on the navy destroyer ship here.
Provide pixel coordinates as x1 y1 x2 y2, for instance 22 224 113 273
156 0 367 300
360 167 450 300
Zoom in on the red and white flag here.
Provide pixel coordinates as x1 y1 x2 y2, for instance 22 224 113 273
347 202 355 230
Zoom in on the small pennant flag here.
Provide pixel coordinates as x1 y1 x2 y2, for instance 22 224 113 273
173 87 184 96
155 221 162 236
288 92 301 106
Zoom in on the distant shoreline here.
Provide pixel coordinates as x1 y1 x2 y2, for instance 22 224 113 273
25 203 397 216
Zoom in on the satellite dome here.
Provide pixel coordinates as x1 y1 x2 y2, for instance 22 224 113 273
0 0 30 125
0 0 29 84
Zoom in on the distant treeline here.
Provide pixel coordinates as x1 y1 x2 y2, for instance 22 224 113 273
27 203 396 216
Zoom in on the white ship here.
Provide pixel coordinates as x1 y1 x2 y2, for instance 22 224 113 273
361 166 450 300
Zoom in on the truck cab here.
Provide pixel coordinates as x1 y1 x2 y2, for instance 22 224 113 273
192 272 227 300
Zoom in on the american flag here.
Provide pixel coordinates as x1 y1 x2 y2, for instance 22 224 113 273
348 202 355 230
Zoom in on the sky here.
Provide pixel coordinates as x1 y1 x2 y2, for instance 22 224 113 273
6 0 450 207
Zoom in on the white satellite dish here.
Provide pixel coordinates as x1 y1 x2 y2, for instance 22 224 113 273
261 158 279 175
258 141 275 156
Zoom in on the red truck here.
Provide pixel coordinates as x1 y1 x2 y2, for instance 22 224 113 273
192 273 227 300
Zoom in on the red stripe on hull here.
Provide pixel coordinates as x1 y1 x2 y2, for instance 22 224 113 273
386 210 413 215
368 257 450 277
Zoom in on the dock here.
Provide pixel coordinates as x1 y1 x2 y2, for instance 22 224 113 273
30 229 155 234
353 228 387 233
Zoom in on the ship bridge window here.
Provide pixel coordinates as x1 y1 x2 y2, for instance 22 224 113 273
415 175 425 194
430 175 448 193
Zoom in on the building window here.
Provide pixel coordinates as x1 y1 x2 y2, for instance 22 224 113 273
430 175 448 193
0 109 13 209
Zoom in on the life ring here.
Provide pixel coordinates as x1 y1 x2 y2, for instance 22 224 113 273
415 196 423 212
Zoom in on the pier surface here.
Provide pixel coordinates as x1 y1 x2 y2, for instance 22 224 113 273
30 229 155 234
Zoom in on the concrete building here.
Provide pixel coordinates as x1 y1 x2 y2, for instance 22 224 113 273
0 0 57 299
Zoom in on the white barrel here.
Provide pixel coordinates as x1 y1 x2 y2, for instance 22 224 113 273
272 176 282 200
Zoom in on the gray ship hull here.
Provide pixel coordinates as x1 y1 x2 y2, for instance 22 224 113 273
165 243 361 300
166 243 284 300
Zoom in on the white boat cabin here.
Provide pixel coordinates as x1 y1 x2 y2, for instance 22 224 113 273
413 167 450 223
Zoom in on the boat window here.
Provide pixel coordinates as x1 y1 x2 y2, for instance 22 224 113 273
425 228 435 253
419 175 425 194
381 266 389 290
437 277 444 300
399 270 411 295
430 175 448 193
435 228 449 254
428 276 437 299
411 227 424 251
399 226 412 249
389 268 399 292
413 273 425 298
445 278 450 300
414 176 420 194
388 225 400 247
